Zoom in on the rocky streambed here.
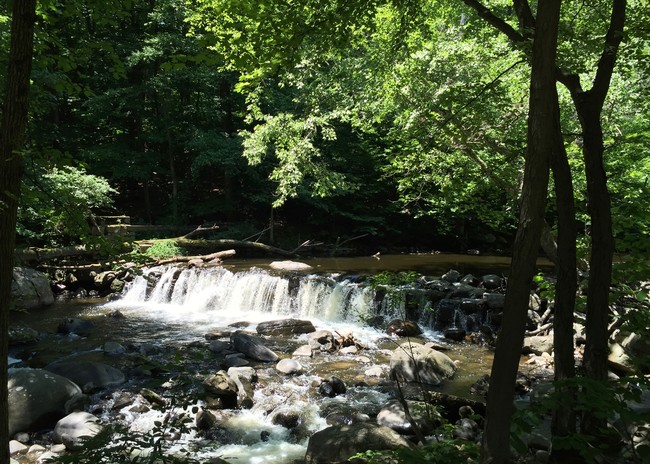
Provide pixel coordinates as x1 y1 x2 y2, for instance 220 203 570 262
9 261 646 463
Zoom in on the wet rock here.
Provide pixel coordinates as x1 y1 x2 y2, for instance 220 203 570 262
271 409 302 429
276 358 303 375
230 331 279 362
256 318 316 336
53 411 102 450
442 269 461 283
208 340 230 354
93 271 116 290
8 326 40 346
434 299 460 325
319 377 346 397
364 366 384 378
339 346 358 355
390 342 457 386
8 368 86 436
461 274 480 286
45 361 126 393
376 399 440 435
386 320 422 337
304 423 413 464
11 267 54 309
326 412 371 426
196 409 219 431
57 318 95 336
112 393 134 410
481 274 503 290
448 284 484 299
485 293 506 310
444 328 467 342
106 309 125 318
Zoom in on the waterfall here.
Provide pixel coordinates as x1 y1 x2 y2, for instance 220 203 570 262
119 266 375 324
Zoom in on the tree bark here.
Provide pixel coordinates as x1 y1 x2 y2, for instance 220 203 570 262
0 0 37 460
480 0 561 461
549 97 579 461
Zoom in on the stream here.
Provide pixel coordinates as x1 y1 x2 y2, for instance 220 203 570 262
9 254 549 463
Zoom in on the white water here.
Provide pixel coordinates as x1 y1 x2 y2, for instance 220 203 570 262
114 266 383 338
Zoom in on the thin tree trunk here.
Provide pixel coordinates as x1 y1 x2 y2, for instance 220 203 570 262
549 97 579 462
0 1 37 460
480 1 561 462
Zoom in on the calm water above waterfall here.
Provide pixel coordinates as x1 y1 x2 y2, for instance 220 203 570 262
11 254 549 463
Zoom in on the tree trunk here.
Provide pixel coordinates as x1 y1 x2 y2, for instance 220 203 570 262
0 1 37 460
480 1 561 462
579 102 615 435
549 97 579 462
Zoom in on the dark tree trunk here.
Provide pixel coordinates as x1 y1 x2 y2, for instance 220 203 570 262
480 0 561 462
556 0 625 435
549 97 579 462
0 0 37 460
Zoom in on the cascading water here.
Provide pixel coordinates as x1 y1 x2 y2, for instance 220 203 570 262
119 266 377 327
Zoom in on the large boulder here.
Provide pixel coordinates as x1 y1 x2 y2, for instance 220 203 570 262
304 423 413 464
230 331 279 362
390 342 457 386
8 368 86 436
522 335 554 356
256 319 316 336
53 411 102 450
11 268 54 310
45 361 126 392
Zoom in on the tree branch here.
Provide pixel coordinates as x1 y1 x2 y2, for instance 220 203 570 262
461 0 527 43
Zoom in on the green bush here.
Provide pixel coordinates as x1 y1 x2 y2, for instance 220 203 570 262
144 240 183 259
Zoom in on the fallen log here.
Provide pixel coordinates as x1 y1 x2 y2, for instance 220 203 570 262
174 239 295 258
156 249 237 265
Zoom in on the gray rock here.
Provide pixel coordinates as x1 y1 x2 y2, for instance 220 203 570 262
269 260 313 272
227 366 257 384
53 411 102 450
276 358 303 375
203 371 238 396
45 361 125 392
256 318 316 336
376 399 439 435
8 368 86 436
208 340 230 354
522 335 554 356
292 345 314 357
484 293 506 310
481 274 503 290
304 423 413 464
11 268 54 309
390 342 457 386
230 331 279 362
442 269 461 283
